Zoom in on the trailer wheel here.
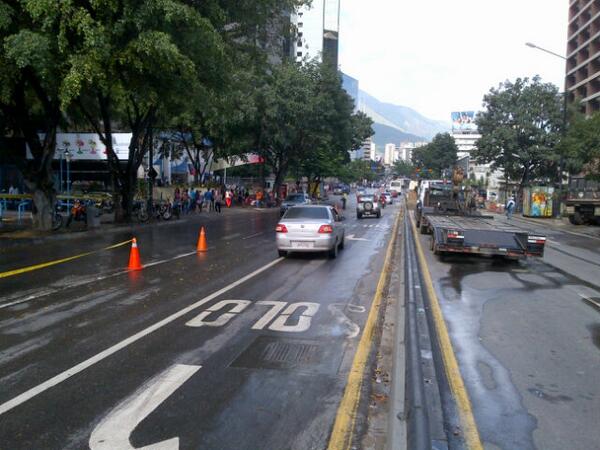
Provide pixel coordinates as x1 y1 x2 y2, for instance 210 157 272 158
430 236 444 257
420 223 428 234
568 212 585 225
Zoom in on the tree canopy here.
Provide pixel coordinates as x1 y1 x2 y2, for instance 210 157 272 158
411 133 457 178
474 76 563 188
559 111 600 181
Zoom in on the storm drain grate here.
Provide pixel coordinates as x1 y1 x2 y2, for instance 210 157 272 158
261 341 320 364
231 335 344 374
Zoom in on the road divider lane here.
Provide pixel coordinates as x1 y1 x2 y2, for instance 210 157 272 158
327 209 401 450
409 213 483 450
0 257 284 416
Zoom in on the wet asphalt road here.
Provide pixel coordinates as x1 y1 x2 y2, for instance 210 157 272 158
416 213 600 450
0 198 399 449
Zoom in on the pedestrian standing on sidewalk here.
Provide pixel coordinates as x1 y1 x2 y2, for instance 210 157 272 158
225 189 232 208
506 196 516 220
215 189 222 213
209 189 215 212
181 189 188 214
203 189 211 212
196 189 203 212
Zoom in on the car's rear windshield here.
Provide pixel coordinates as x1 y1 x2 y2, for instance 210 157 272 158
285 194 305 202
361 195 374 201
284 207 329 219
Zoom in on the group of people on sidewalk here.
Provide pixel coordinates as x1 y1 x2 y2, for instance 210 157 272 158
172 186 249 214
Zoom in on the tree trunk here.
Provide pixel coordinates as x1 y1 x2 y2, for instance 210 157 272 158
29 186 56 231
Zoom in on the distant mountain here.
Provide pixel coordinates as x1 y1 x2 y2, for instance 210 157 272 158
370 123 423 148
358 90 450 143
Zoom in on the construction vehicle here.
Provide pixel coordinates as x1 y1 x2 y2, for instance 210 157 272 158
415 168 546 259
565 175 600 225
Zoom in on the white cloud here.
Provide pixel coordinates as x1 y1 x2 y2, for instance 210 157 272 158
339 0 568 121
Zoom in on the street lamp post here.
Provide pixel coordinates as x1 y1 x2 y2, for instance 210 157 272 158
64 149 72 209
58 149 64 194
525 42 568 218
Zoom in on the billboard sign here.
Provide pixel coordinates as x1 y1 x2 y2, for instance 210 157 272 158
27 133 132 161
451 111 477 131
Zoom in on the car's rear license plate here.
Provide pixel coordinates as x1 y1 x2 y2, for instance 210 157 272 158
292 241 314 249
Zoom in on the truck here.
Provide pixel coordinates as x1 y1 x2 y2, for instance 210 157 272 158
415 175 546 259
564 175 600 225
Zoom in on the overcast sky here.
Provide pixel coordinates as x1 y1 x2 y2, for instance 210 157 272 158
338 0 568 122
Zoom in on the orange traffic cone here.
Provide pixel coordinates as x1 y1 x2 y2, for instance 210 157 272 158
197 227 208 252
128 237 143 270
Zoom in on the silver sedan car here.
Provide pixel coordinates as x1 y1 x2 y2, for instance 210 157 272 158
276 205 345 258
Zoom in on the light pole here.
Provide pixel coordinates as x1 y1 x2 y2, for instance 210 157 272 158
525 42 568 218
58 149 64 194
65 149 72 209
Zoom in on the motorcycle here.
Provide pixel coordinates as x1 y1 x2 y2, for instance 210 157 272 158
65 200 88 228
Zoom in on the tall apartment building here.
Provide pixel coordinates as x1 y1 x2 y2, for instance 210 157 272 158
292 0 341 67
384 143 396 166
566 0 600 115
350 138 376 161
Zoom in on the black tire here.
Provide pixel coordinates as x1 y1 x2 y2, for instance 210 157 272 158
568 212 584 225
377 211 381 218
357 213 362 219
137 209 149 223
420 223 428 234
328 242 338 259
278 250 287 257
51 213 63 231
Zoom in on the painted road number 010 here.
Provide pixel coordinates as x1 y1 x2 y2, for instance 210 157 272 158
185 300 320 333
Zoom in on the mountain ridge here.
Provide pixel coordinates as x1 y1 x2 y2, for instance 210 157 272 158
358 90 450 144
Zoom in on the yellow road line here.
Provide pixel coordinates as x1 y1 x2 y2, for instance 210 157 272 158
0 240 133 279
327 208 401 450
409 214 483 450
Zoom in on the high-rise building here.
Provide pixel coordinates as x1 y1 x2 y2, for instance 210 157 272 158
292 0 340 67
384 143 395 166
350 137 376 161
566 1 600 115
341 72 359 108
397 142 426 162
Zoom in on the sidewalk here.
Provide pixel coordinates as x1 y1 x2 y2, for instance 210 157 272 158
0 206 278 248
489 211 600 238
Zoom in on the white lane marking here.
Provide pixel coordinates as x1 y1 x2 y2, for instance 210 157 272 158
242 232 265 240
89 364 201 450
185 300 251 327
269 302 320 333
223 233 242 241
251 301 288 330
0 250 197 309
0 258 284 416
346 234 368 242
0 270 128 309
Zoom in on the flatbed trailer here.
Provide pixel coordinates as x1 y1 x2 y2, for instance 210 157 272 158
420 213 547 259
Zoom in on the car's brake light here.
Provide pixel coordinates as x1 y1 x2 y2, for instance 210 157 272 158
318 224 333 233
447 230 464 239
276 224 288 233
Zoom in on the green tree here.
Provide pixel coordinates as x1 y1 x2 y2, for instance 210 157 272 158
62 0 227 220
0 1 68 229
411 133 457 178
393 159 414 177
474 76 563 190
559 111 600 181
